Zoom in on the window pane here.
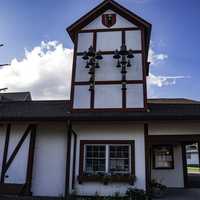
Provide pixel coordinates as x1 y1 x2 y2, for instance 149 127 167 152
85 145 106 174
109 145 130 174
153 146 173 169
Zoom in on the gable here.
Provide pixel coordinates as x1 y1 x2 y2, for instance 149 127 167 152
82 10 137 30
67 0 151 43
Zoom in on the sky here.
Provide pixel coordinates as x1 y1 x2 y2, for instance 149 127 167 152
0 0 200 100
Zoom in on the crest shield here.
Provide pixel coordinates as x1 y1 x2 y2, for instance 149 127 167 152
102 14 116 28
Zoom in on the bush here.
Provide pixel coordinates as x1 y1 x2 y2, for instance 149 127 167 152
126 188 150 200
68 188 150 200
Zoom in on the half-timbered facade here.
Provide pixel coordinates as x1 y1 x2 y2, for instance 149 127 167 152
0 0 200 198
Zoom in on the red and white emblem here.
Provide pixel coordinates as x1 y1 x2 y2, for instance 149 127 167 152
102 14 116 28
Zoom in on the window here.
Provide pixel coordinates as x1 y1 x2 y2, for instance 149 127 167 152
153 145 174 169
84 144 130 175
79 140 135 183
109 145 130 174
186 153 191 160
85 145 106 173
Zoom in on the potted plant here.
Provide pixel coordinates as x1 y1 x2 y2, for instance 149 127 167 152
150 179 167 198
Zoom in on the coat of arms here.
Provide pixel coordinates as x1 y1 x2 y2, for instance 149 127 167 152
102 14 116 28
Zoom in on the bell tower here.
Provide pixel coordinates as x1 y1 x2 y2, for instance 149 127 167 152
67 0 151 111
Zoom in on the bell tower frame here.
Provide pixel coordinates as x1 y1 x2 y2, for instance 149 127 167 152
67 0 151 112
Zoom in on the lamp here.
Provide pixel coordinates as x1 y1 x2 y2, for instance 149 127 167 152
82 46 103 91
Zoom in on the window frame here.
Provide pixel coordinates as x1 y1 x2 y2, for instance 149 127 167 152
152 145 174 170
84 144 106 174
79 140 135 183
108 144 131 175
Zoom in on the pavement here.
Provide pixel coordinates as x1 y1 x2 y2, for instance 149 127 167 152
153 188 200 200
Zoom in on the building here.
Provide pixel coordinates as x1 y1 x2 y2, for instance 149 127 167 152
0 92 31 101
0 0 200 198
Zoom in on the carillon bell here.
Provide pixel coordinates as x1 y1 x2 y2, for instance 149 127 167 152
82 51 89 60
95 51 103 60
127 49 134 59
113 44 134 69
117 60 121 68
87 46 95 57
81 46 104 92
88 67 95 75
113 50 120 59
127 59 131 67
119 43 128 55
95 62 100 68
85 61 90 68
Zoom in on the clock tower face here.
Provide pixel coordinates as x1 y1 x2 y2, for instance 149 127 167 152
68 1 151 112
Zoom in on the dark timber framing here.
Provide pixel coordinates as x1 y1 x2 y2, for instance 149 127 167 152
0 124 37 195
24 125 37 195
182 143 188 188
68 0 151 112
122 30 126 109
65 121 72 197
72 129 77 190
1 124 11 183
144 123 150 192
72 28 147 112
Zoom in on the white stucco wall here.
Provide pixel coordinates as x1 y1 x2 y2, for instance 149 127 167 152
72 122 146 196
0 122 68 197
151 145 184 188
149 121 200 135
32 122 67 197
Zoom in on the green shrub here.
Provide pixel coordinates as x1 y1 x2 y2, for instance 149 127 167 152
126 188 150 200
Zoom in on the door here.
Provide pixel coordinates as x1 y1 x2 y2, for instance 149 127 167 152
182 142 200 188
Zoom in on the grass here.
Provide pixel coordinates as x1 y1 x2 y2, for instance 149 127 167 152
187 166 200 173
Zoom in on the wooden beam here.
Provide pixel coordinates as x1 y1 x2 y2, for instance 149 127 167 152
0 183 24 195
181 143 188 188
149 134 200 144
72 129 77 190
144 123 150 192
65 121 72 197
1 124 11 183
4 124 33 174
24 124 37 195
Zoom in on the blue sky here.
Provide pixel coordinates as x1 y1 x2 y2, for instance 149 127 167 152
0 0 200 100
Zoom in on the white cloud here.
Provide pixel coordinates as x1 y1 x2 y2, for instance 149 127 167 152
148 73 189 87
0 41 73 100
0 41 189 100
148 48 168 65
147 47 189 89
